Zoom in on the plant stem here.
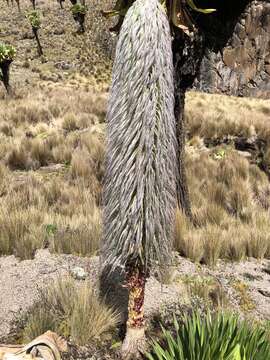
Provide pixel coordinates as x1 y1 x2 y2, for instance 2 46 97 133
126 265 146 328
172 29 205 223
121 264 147 358
33 28 43 56
0 61 12 94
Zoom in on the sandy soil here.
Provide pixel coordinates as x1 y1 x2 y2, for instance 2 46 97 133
0 250 269 343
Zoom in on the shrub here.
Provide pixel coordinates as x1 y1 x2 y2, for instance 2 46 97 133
26 10 41 30
0 43 16 93
183 276 228 309
70 4 87 33
0 43 16 63
70 4 87 16
147 311 270 360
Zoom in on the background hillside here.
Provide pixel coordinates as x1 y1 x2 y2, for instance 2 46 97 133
0 0 114 90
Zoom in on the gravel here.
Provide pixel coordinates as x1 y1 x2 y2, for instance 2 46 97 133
0 250 269 344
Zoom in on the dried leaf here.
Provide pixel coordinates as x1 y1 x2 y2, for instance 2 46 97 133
186 0 216 14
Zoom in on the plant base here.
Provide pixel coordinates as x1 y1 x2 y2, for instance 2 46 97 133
121 327 146 359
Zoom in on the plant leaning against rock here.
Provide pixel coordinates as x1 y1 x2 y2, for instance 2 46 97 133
70 3 87 33
0 43 16 94
101 0 177 358
26 10 43 56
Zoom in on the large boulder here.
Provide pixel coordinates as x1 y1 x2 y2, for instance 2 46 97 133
197 1 270 98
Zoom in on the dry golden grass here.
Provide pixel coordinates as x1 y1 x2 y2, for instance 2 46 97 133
0 84 106 259
183 275 229 309
186 91 270 142
0 84 270 265
175 92 270 265
22 277 119 345
175 144 270 265
0 0 113 96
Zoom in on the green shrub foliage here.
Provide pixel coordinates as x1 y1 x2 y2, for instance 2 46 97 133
102 0 216 33
0 44 16 63
26 10 41 29
147 312 270 360
70 3 87 15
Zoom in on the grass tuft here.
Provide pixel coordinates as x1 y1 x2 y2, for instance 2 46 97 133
22 277 119 345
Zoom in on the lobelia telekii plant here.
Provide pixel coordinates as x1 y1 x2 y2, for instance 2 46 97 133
70 3 88 33
102 0 215 358
26 10 43 56
102 0 177 355
103 0 216 223
0 43 16 94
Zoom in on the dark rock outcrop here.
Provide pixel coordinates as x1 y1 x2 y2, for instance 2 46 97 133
196 1 270 98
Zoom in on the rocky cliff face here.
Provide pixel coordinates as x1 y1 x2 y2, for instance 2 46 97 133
197 1 270 98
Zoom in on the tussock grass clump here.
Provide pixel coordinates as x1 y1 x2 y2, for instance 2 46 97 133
49 212 101 256
183 275 228 309
8 104 52 125
62 113 79 132
175 144 270 265
0 174 103 259
0 163 9 195
6 145 32 170
0 206 44 259
23 277 119 345
186 91 270 141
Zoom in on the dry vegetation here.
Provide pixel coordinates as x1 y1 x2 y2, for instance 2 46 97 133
0 82 106 259
174 92 270 265
0 0 114 91
0 82 270 265
21 277 119 345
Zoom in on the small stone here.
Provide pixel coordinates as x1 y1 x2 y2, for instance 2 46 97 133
70 267 88 280
237 150 252 158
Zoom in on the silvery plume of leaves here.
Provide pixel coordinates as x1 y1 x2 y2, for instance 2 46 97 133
102 0 216 34
26 10 41 29
0 44 16 63
147 311 270 360
102 0 177 272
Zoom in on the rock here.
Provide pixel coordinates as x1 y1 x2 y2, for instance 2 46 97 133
236 150 252 159
197 0 270 98
39 72 60 82
55 61 73 71
39 164 66 174
70 267 88 280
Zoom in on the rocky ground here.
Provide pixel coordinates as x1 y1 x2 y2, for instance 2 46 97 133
0 250 269 348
